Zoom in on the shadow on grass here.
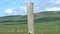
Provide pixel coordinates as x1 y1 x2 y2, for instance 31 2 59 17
3 22 27 25
1 17 60 25
35 17 60 23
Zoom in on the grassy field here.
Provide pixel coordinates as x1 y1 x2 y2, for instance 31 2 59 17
0 21 59 34
0 11 60 34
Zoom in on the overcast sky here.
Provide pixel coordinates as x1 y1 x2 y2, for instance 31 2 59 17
0 0 60 17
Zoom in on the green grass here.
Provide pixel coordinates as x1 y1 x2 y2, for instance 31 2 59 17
0 22 59 34
0 11 60 34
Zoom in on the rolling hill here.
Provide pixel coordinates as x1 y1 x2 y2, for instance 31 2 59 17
0 11 60 34
0 11 60 24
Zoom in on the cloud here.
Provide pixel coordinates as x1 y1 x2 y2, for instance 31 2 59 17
19 6 27 11
4 9 13 14
44 7 60 11
49 0 60 4
55 0 60 4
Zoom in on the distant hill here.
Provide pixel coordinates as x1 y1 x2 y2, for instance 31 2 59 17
0 11 60 25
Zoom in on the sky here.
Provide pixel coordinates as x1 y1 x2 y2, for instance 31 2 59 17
0 0 60 17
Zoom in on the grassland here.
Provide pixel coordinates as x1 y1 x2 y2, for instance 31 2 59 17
0 11 60 34
0 22 59 34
